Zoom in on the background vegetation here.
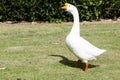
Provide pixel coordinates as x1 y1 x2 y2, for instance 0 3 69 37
0 0 120 22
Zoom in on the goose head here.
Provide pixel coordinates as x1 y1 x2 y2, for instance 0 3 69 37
62 3 77 14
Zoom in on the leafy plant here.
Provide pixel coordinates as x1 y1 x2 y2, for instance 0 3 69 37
0 0 119 22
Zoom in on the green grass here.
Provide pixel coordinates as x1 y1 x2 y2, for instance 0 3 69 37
0 23 120 80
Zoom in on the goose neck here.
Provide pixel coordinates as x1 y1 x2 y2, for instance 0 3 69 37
70 9 80 36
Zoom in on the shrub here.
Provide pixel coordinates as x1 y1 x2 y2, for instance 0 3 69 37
0 0 120 22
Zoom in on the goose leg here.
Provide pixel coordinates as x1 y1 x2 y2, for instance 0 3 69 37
85 62 88 72
75 59 81 67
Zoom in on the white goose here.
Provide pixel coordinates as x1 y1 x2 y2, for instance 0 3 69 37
62 3 106 72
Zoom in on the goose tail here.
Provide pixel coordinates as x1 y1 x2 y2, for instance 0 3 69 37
96 49 106 56
101 49 106 53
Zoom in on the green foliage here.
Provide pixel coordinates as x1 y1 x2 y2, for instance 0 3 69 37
0 0 120 22
101 0 120 19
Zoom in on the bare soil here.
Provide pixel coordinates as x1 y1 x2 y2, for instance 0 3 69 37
0 19 120 25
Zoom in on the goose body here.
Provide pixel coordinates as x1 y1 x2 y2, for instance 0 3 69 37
66 34 106 63
62 3 106 72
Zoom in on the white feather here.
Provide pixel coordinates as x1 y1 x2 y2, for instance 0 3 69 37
65 3 106 63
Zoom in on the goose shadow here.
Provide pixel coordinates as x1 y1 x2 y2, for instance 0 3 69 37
50 55 100 71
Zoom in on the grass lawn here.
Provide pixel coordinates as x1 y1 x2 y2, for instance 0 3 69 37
0 23 120 80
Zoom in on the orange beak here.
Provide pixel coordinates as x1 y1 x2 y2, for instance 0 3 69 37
61 3 68 10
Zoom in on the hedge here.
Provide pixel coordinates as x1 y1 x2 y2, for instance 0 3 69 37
0 0 120 22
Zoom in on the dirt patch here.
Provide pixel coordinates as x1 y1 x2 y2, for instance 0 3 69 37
0 19 120 25
81 19 120 24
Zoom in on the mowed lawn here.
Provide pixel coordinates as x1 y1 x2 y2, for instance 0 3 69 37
0 23 120 80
